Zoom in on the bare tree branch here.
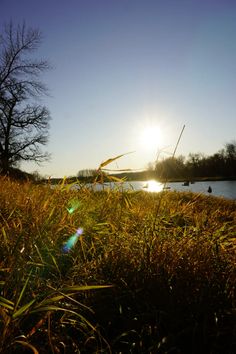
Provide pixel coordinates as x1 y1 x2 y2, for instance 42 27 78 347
0 22 51 172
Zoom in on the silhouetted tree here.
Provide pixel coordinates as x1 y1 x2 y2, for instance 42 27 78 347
186 153 205 177
0 22 51 173
224 141 236 177
225 141 236 160
205 153 225 176
151 142 236 180
155 156 186 180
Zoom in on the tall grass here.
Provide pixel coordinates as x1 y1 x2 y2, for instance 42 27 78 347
0 175 235 353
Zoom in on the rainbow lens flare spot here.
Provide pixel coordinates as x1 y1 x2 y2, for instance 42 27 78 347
67 199 81 214
62 227 83 253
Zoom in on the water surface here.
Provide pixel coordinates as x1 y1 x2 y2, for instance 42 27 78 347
87 180 236 200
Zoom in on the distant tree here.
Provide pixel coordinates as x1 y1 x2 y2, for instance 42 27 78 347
0 22 51 173
224 141 236 177
147 141 236 180
204 153 225 177
155 156 186 180
224 141 236 160
77 169 97 178
146 162 155 171
186 153 206 177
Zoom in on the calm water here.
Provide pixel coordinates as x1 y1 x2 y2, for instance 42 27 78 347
86 180 236 200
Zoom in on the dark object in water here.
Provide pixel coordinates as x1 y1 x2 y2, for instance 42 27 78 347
182 181 189 186
208 186 212 193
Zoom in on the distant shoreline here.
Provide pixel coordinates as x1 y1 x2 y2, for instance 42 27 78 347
45 174 236 185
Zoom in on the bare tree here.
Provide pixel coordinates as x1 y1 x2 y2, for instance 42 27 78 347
0 22 51 172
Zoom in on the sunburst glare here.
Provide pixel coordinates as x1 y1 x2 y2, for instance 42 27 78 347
143 180 163 193
140 125 164 150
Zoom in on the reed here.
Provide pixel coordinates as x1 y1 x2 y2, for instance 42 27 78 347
0 175 235 353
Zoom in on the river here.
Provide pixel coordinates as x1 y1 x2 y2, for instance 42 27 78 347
86 180 236 200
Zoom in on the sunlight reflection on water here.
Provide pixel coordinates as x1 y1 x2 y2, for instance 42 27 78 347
143 180 163 193
67 179 236 199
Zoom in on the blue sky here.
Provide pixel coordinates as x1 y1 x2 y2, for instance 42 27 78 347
1 0 236 177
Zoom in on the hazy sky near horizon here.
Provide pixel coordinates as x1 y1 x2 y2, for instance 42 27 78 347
1 0 236 177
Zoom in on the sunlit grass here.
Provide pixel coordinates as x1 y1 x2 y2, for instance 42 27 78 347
0 175 235 353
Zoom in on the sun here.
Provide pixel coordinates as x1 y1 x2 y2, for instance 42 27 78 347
140 125 163 150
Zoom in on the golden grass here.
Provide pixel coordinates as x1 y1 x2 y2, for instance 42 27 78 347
0 176 235 353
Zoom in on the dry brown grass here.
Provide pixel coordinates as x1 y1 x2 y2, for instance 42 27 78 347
0 176 235 353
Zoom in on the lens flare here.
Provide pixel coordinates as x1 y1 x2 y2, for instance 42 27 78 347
67 199 81 214
62 227 83 253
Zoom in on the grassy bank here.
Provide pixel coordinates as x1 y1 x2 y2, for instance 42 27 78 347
0 176 235 353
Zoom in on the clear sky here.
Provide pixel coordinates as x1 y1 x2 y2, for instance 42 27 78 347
1 0 236 177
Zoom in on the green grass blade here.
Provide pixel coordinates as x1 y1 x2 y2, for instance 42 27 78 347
0 296 14 306
60 284 113 292
13 299 36 319
49 252 61 275
30 305 96 331
1 227 9 251
15 269 33 310
0 296 14 310
36 291 94 313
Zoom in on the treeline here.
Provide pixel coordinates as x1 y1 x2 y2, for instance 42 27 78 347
153 141 236 181
76 142 236 183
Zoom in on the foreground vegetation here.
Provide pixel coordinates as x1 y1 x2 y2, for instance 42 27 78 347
0 176 235 353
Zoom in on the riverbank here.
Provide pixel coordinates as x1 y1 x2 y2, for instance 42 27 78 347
43 173 236 186
163 175 236 183
0 176 235 353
